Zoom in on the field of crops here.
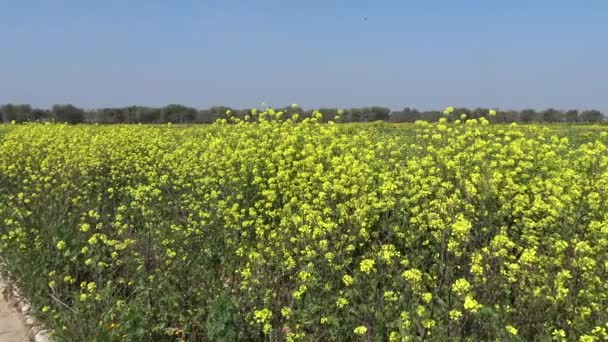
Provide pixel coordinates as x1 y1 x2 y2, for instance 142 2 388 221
1 112 608 341
0 126 12 137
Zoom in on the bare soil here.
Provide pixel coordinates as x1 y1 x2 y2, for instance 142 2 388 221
0 286 31 342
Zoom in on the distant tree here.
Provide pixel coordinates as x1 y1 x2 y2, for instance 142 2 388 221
137 107 162 123
579 110 604 122
447 107 469 121
316 108 338 122
83 110 95 123
281 105 305 119
467 108 488 120
94 108 124 123
52 104 85 124
486 109 505 122
0 103 604 125
0 104 15 123
195 106 232 124
343 109 361 123
501 110 521 122
196 109 214 123
541 108 563 122
565 110 579 123
1 104 33 123
124 106 143 123
370 107 391 121
359 108 373 122
345 107 391 122
161 104 197 123
390 107 420 122
520 109 539 123
31 108 50 121
420 110 442 122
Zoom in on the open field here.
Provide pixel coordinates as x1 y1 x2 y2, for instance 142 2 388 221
1 115 608 341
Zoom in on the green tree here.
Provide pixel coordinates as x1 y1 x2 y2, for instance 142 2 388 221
370 106 391 121
565 110 579 122
520 109 539 123
160 105 197 123
541 108 563 122
52 104 85 124
579 110 603 122
0 104 33 123
390 108 420 122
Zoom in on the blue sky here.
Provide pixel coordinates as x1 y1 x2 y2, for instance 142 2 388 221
1 0 607 111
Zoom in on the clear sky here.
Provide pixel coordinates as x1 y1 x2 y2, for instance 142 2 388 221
1 0 607 111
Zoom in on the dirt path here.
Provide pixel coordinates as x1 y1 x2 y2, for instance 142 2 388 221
0 285 31 342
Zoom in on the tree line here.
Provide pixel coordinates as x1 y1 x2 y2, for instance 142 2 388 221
0 103 605 124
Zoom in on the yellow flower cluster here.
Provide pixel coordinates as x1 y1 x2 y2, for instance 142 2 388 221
1 112 608 340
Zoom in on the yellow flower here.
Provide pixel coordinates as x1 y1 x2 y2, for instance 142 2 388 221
79 223 90 232
166 249 177 258
354 326 368 335
293 285 307 299
253 308 272 323
505 325 518 335
384 291 398 302
298 270 311 282
451 278 471 296
359 259 375 274
463 295 482 313
336 297 348 308
281 307 292 318
449 309 462 321
552 329 566 338
423 319 435 329
402 268 423 288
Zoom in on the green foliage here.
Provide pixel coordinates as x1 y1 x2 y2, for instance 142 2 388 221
1 103 606 124
51 104 85 124
206 293 247 342
2 113 608 341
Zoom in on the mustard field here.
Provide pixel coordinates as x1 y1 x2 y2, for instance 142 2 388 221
1 111 608 341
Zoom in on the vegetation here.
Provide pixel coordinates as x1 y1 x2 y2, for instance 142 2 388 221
0 126 11 137
1 110 608 341
0 103 605 124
